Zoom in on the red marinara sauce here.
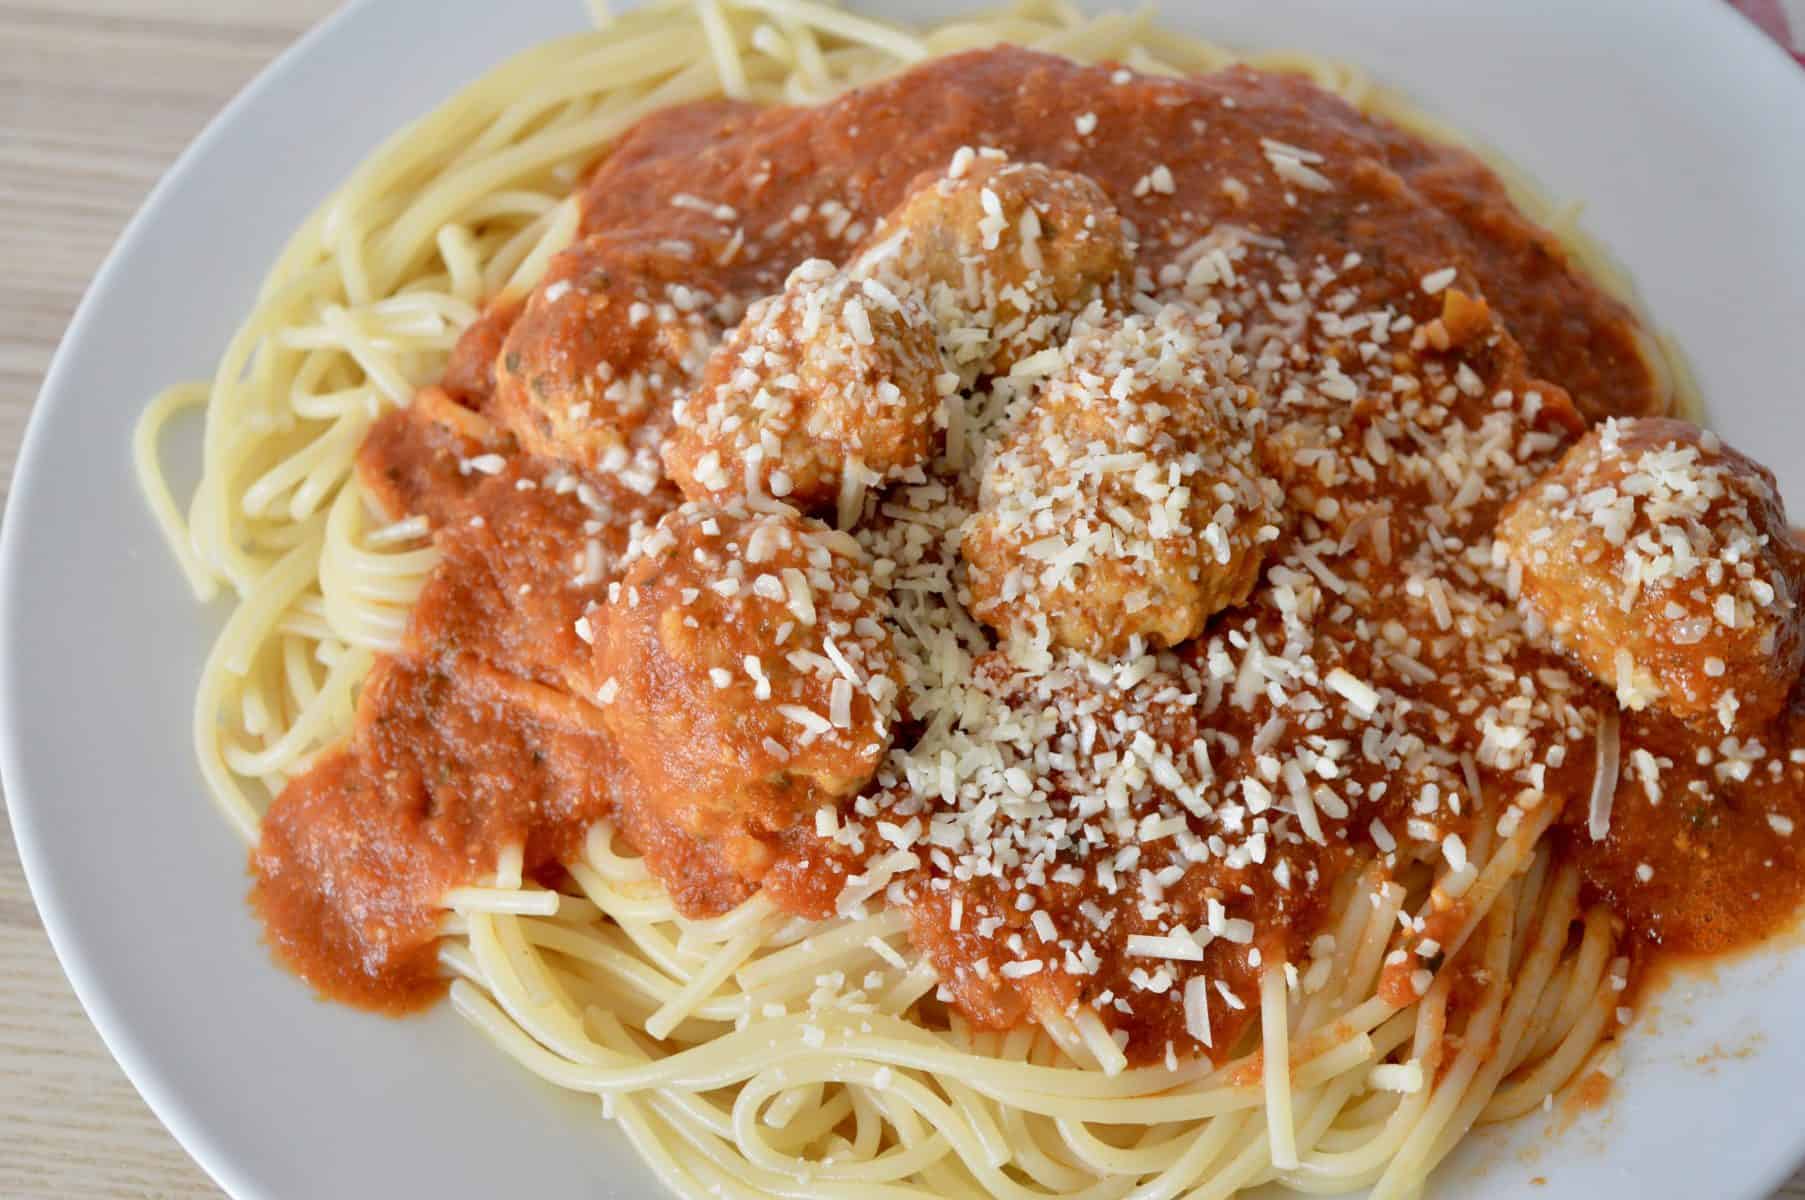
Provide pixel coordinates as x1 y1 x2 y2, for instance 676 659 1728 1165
248 48 1803 1066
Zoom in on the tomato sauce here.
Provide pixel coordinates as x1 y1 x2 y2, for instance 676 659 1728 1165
249 46 1800 1059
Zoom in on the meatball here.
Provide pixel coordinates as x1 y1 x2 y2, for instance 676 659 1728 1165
1496 417 1805 730
663 259 944 512
858 152 1133 375
962 306 1280 659
491 234 727 486
592 502 902 885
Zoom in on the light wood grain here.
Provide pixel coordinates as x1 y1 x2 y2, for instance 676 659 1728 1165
0 2 1801 1198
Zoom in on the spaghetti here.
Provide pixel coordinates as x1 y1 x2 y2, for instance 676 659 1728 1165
134 4 1804 1199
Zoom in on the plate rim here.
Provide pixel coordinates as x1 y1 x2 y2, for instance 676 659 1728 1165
3 1 398 1195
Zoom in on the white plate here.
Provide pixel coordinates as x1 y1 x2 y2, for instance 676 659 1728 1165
5 1 1804 1196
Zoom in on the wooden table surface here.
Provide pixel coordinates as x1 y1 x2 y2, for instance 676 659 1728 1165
1 1 1802 1197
